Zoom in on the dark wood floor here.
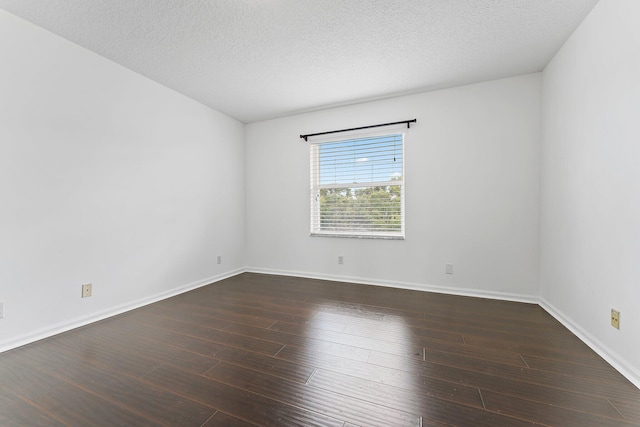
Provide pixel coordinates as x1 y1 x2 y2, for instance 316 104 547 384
1 273 639 426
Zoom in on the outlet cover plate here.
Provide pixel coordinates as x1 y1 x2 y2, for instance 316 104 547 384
611 309 620 329
81 284 92 298
445 263 454 274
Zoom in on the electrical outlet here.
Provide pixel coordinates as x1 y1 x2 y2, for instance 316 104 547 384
611 309 620 329
0 302 4 318
217 255 222 265
81 283 92 298
445 263 454 274
338 256 344 265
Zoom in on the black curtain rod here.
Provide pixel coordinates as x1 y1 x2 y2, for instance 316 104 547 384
300 119 416 142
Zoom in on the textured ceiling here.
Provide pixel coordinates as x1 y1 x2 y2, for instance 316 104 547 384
0 0 599 123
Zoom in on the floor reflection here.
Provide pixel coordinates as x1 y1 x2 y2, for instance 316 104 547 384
296 302 424 426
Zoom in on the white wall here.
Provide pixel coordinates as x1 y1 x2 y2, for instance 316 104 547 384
540 0 640 387
246 74 541 301
0 10 245 350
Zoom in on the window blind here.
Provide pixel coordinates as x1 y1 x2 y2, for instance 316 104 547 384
310 133 405 239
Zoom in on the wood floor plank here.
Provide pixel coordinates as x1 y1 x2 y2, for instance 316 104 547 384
297 314 527 368
74 324 221 375
201 411 259 426
45 334 163 379
84 319 316 384
0 399 67 427
610 399 640 425
226 320 423 359
423 344 527 368
307 367 484 412
223 321 316 347
140 364 345 427
127 304 233 329
276 344 421 390
269 318 347 334
342 319 465 344
522 353 631 382
50 363 216 427
204 344 316 384
124 312 285 356
463 333 605 366
32 383 159 427
201 292 320 318
206 361 421 426
368 350 631 420
421 347 532 375
0 386 19 407
469 360 639 402
312 298 426 321
0 354 67 400
183 299 312 325
147 302 276 329
481 389 638 426
120 320 304 387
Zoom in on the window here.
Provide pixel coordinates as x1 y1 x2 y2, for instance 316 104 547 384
310 133 405 239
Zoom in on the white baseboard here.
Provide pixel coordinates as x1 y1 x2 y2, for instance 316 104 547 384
0 268 245 354
539 298 640 390
245 266 539 304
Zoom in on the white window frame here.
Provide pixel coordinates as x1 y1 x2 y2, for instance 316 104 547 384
309 131 405 239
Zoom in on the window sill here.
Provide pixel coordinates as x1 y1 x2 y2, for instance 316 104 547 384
310 233 405 240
